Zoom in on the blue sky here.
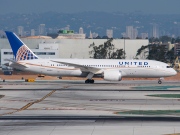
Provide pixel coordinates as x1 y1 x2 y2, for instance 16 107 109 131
0 0 179 14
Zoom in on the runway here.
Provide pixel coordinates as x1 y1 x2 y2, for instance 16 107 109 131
0 80 180 135
1 120 180 135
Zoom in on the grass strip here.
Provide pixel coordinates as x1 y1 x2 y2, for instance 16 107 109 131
116 110 180 115
147 94 180 98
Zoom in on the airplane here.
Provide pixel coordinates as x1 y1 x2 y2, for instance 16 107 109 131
4 31 177 84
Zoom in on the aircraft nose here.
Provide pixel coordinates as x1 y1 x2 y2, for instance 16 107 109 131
171 69 177 76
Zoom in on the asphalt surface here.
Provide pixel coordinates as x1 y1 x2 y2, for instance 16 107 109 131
0 80 180 135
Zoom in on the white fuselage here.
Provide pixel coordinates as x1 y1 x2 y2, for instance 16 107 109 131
11 59 177 78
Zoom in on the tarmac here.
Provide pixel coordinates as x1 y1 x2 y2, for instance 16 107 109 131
0 79 180 135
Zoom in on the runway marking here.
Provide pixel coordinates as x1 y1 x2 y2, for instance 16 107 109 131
0 86 69 116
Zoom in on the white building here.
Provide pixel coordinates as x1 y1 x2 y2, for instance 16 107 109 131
152 24 159 38
133 28 138 39
39 24 46 36
126 26 138 39
31 29 35 36
141 33 148 39
92 32 98 38
1 43 59 65
126 26 133 39
106 29 113 38
79 27 84 34
89 31 93 39
17 26 24 37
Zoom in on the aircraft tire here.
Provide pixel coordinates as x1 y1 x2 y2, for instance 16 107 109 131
158 80 162 84
90 80 94 83
85 79 94 84
85 80 89 83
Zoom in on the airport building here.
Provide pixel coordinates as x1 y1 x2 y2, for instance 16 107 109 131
1 43 59 65
57 30 86 39
0 38 149 65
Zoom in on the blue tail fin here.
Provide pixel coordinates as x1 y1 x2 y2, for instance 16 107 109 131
5 31 38 61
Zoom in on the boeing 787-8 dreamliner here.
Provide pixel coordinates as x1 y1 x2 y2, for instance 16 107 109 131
5 31 177 84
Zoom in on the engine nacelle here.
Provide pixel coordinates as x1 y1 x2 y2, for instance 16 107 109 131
103 70 122 81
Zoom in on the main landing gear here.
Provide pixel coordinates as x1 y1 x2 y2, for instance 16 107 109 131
85 79 94 83
85 72 95 84
158 77 164 84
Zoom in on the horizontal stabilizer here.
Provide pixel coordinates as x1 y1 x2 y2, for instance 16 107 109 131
4 59 28 68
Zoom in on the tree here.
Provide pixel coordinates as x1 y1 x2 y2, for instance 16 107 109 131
159 36 172 43
102 36 109 39
121 37 130 39
89 38 125 59
136 45 149 59
175 37 180 43
171 38 176 44
136 36 142 39
165 47 176 64
149 37 159 43
136 44 176 64
95 36 101 39
147 44 167 62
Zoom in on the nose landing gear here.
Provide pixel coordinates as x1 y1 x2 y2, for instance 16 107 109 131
158 80 162 84
158 77 164 84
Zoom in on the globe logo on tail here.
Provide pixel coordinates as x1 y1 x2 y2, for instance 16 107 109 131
16 45 38 61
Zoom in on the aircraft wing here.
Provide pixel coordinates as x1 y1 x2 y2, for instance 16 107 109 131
51 60 102 74
4 59 28 68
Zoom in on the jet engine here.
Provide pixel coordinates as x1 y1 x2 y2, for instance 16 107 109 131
103 70 122 81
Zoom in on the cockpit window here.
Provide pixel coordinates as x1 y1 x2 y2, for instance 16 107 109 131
166 66 172 68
